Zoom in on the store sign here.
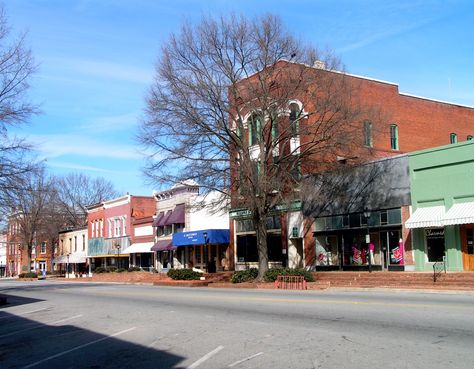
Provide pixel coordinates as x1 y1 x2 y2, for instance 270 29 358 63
425 229 444 239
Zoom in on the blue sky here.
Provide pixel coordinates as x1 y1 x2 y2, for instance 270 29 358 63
6 0 474 195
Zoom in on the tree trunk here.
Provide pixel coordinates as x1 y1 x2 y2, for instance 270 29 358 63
255 214 269 280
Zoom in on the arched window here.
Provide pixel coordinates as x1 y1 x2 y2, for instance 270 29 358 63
248 113 261 146
364 120 373 147
390 124 399 150
289 103 300 136
450 132 457 144
467 135 473 141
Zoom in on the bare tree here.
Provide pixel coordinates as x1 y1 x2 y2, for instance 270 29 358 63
0 4 39 202
139 14 378 278
54 173 119 228
3 165 53 270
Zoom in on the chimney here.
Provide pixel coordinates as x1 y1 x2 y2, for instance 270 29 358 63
313 60 326 69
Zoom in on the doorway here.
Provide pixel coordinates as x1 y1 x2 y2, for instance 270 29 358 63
461 225 474 270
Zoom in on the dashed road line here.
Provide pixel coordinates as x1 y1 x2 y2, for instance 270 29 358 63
0 307 49 320
187 345 224 369
0 314 83 339
22 327 137 369
228 352 264 367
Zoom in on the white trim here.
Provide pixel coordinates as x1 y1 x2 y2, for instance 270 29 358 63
399 92 474 110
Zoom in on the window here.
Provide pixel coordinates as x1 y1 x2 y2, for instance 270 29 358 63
40 242 46 254
390 124 399 150
114 218 120 237
82 234 86 251
450 132 457 144
248 114 261 146
289 103 300 136
156 226 164 237
174 223 185 233
364 120 373 147
74 236 77 252
61 239 64 253
468 135 473 141
69 238 72 253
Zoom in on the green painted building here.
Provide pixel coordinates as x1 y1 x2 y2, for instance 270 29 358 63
406 140 474 271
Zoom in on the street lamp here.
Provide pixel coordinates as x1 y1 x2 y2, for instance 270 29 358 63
114 243 121 269
363 207 372 273
66 253 70 278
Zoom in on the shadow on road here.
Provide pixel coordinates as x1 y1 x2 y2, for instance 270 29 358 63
0 312 186 369
0 294 44 309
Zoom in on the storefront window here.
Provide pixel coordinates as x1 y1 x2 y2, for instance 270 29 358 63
425 228 445 262
315 235 338 266
380 230 403 266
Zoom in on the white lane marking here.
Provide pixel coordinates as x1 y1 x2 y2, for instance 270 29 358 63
0 308 49 320
187 345 224 369
22 327 136 369
0 315 83 339
228 352 264 367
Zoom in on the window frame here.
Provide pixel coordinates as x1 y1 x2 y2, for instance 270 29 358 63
390 124 399 150
450 132 457 144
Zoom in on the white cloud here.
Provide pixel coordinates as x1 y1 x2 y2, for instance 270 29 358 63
29 133 142 160
43 57 153 84
79 112 140 132
47 161 121 174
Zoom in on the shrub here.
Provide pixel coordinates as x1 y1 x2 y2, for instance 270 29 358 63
231 268 258 283
128 266 142 272
116 268 126 273
19 272 38 278
94 267 107 274
106 266 117 273
263 267 314 282
167 268 201 280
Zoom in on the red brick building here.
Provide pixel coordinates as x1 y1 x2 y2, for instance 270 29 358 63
5 216 53 276
230 60 474 271
86 195 155 272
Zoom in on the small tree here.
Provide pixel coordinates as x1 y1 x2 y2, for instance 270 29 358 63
139 14 377 279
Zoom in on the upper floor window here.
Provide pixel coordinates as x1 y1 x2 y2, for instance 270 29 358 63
289 103 300 136
82 234 86 251
74 236 77 252
114 218 120 237
40 242 46 254
390 124 399 150
248 114 261 146
364 120 373 147
468 135 473 141
450 132 457 144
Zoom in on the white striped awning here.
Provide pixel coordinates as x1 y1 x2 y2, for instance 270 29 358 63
405 206 445 229
121 242 154 254
443 202 474 225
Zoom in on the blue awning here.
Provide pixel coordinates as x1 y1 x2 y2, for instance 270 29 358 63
172 229 229 247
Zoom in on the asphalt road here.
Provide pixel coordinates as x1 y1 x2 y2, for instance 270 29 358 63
1 280 473 369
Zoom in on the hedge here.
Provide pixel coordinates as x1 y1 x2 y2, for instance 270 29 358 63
231 268 258 283
167 268 202 280
19 272 38 278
